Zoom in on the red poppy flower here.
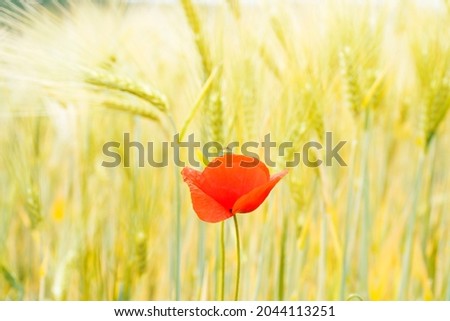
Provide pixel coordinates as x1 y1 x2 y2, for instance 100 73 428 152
181 154 288 223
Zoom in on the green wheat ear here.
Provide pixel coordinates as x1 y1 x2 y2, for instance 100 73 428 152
421 75 450 149
205 65 225 145
339 47 361 118
135 232 147 277
409 18 450 150
0 264 24 299
206 88 224 145
304 84 324 142
25 184 42 229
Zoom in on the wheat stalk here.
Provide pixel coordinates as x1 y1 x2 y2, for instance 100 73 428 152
179 66 220 140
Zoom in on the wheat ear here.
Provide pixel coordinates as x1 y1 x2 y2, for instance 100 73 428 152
85 70 168 112
180 0 212 77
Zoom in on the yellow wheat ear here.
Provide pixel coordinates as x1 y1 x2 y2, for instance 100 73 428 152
85 70 168 112
226 0 241 20
180 0 212 77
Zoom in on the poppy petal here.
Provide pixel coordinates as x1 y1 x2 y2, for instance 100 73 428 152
232 170 288 214
201 154 270 210
182 167 233 223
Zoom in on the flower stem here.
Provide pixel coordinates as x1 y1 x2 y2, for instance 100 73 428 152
220 221 225 301
233 215 241 301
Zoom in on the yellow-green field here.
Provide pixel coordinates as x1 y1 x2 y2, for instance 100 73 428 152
0 0 449 300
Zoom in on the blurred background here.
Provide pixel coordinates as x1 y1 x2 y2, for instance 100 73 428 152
0 0 449 300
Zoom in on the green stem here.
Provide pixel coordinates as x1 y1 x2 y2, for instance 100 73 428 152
317 207 327 300
446 269 450 300
220 221 225 301
398 151 426 299
340 143 357 299
168 116 181 301
233 215 241 301
421 139 437 282
197 222 205 299
277 218 287 300
360 121 371 299
174 159 181 301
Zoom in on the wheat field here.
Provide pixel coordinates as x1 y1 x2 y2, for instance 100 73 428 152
0 0 449 301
